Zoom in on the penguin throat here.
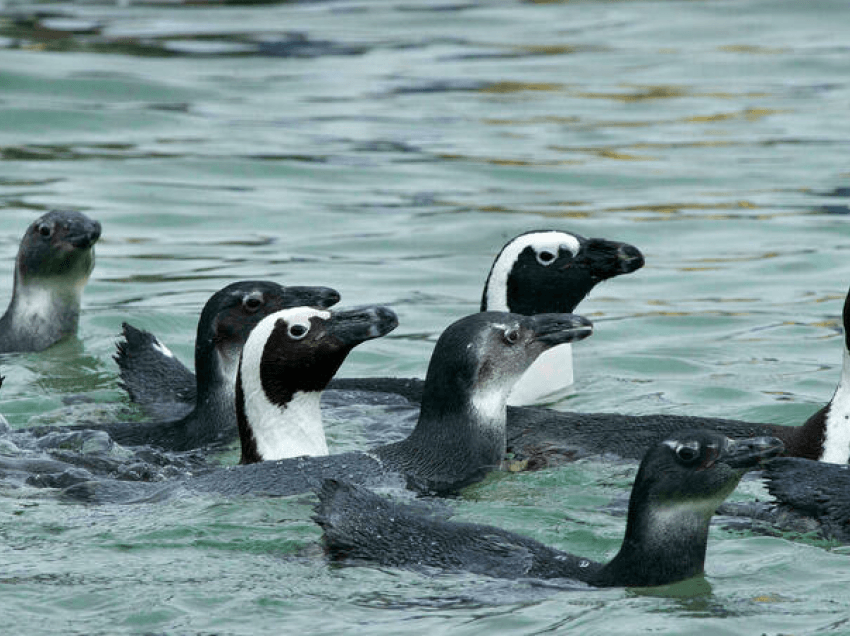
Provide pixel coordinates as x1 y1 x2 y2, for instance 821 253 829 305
820 348 850 464
4 280 82 348
244 388 328 461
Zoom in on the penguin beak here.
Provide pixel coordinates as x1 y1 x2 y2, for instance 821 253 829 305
578 238 645 279
720 436 784 469
283 286 341 310
65 219 102 249
327 305 399 345
529 313 593 346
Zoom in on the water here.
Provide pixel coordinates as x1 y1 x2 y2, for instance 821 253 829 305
1 0 849 633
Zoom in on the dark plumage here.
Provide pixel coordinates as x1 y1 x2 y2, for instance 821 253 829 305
761 458 850 542
315 431 784 588
33 281 341 451
334 282 850 466
0 210 101 353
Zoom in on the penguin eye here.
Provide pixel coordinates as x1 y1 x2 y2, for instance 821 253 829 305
37 223 53 239
288 323 310 340
675 443 701 465
502 327 521 345
535 250 557 266
243 296 263 313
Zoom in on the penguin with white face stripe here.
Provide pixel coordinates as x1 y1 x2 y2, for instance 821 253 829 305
236 305 399 463
481 230 644 405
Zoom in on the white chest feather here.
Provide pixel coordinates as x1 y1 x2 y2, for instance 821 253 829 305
243 387 329 460
641 499 716 554
471 387 508 432
507 343 574 406
12 285 61 324
820 348 850 464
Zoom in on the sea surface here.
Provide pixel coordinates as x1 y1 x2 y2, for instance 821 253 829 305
1 0 850 633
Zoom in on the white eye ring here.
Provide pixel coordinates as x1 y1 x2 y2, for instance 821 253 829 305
675 441 701 463
243 293 263 313
535 249 557 266
503 327 520 344
288 322 310 340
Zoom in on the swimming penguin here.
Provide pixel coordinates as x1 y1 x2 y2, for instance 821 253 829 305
61 311 593 504
31 281 342 451
481 230 643 405
113 230 642 415
0 210 101 353
333 282 850 467
314 430 783 588
236 304 399 462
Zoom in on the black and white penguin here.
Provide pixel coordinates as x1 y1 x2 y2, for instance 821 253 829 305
113 230 642 416
32 281 342 451
481 230 643 405
0 210 101 353
236 304 399 462
315 430 783 588
62 311 594 503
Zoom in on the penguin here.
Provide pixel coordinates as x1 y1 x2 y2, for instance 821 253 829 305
0 210 101 353
31 281 342 451
314 430 783 588
112 230 643 417
236 304 399 462
61 311 593 504
481 230 643 405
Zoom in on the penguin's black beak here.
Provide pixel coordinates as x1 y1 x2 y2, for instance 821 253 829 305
328 305 399 346
65 218 102 249
720 436 784 470
579 238 645 280
529 313 593 346
283 286 342 310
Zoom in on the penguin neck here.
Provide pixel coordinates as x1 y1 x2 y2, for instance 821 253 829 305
818 347 850 463
237 367 328 464
191 338 238 438
597 497 715 587
1 275 82 350
377 369 509 492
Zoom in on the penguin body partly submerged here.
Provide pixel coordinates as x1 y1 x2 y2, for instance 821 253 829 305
32 281 342 451
236 304 399 462
315 430 783 587
0 210 101 353
333 282 850 467
480 230 643 405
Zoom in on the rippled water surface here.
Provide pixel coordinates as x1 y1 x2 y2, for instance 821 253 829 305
1 0 850 633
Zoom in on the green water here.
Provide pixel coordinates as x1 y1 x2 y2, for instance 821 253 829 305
1 0 850 633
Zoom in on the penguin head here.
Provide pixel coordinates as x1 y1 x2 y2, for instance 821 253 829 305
240 304 399 407
631 430 784 520
16 210 101 287
196 281 341 375
481 230 644 315
423 311 593 410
